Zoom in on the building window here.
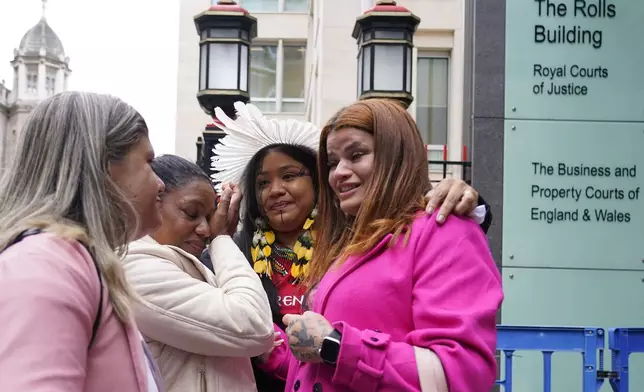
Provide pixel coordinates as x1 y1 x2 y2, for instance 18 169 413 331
250 45 277 112
46 76 55 96
239 0 308 12
416 56 449 146
46 67 57 96
27 74 38 94
282 45 306 112
284 0 308 12
26 65 38 95
250 41 306 113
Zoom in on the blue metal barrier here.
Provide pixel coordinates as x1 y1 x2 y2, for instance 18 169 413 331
496 325 607 392
608 328 644 392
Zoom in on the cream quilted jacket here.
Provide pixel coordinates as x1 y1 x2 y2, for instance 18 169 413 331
123 235 274 392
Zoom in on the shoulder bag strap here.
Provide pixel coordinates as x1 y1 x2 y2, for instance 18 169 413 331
2 229 102 348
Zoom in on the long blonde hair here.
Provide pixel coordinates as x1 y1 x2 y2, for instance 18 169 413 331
0 91 147 322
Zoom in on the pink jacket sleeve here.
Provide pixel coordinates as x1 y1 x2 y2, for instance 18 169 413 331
0 234 100 391
256 323 292 380
331 217 503 391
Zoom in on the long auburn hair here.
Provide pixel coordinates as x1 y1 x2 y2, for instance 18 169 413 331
304 99 431 288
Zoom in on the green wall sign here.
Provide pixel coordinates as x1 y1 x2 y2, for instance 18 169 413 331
505 0 644 121
503 121 644 270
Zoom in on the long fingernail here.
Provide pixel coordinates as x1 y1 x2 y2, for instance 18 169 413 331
437 214 445 223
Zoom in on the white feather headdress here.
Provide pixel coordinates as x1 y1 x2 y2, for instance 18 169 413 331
211 101 321 191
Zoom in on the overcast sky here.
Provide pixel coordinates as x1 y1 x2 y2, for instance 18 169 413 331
0 0 180 154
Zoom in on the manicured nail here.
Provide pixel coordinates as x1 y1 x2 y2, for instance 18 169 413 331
427 206 434 214
437 214 445 223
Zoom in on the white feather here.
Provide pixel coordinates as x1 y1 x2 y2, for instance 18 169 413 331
211 101 321 192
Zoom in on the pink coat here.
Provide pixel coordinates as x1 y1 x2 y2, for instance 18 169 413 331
263 214 503 391
0 233 154 392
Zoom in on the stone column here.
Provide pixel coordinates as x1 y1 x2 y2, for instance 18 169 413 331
471 0 505 265
17 62 27 101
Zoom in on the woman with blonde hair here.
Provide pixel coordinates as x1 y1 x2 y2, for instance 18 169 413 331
0 91 166 391
264 99 503 391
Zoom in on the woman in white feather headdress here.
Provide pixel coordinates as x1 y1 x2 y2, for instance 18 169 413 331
208 101 492 391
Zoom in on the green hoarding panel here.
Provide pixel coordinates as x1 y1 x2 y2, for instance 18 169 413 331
502 267 644 392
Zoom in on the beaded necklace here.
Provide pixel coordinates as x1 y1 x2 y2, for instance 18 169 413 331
251 208 316 282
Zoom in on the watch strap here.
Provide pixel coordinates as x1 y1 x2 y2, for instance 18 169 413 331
327 329 342 342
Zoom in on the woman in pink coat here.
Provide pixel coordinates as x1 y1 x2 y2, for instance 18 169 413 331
264 99 503 391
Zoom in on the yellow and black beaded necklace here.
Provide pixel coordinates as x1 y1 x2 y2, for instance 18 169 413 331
251 207 316 282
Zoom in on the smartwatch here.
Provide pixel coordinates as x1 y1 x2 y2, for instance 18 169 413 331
319 329 342 365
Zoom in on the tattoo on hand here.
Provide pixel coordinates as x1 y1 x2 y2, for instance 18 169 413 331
285 312 333 362
288 319 319 350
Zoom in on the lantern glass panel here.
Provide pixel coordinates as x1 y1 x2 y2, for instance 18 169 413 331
240 44 249 91
406 46 412 93
208 43 239 90
364 30 372 41
373 44 404 91
201 30 207 40
199 44 207 90
209 28 240 38
241 30 249 40
374 30 405 39
363 45 372 91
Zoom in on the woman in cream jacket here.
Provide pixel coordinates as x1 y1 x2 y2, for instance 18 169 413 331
123 155 274 392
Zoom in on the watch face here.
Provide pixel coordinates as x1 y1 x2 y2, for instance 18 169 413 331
321 337 341 364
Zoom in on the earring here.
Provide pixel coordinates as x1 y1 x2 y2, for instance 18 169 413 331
254 217 266 231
